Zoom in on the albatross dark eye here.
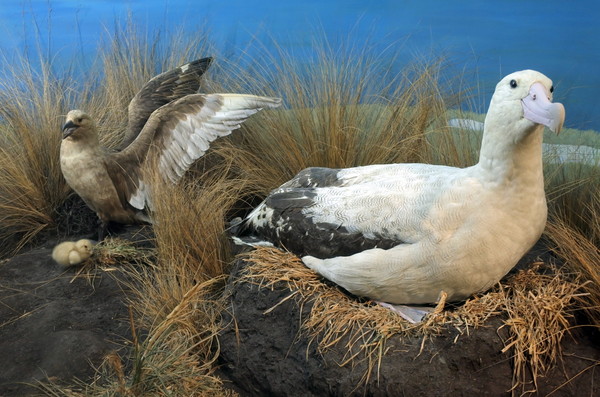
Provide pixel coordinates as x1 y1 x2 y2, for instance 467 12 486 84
77 118 83 123
510 79 517 88
550 86 554 93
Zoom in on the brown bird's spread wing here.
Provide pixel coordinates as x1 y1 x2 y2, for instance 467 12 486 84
112 93 282 210
120 57 213 149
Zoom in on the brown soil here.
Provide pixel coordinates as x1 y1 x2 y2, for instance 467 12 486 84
1 231 598 396
0 244 132 395
217 252 600 397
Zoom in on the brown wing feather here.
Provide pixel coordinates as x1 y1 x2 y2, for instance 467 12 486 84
103 154 145 212
120 57 213 149
112 93 281 210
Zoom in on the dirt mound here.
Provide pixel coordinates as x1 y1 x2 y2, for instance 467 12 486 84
217 252 600 396
1 233 598 396
0 241 133 395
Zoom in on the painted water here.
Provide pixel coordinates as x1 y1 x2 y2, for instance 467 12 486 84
0 0 598 130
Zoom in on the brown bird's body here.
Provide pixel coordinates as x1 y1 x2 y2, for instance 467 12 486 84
60 57 281 238
60 123 148 225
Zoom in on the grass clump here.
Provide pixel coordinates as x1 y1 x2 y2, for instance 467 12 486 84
209 40 452 194
38 171 240 396
0 20 211 257
95 173 245 396
239 247 588 393
39 279 231 397
499 265 587 395
0 57 76 255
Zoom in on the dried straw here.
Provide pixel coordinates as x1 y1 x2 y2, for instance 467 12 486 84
239 247 589 392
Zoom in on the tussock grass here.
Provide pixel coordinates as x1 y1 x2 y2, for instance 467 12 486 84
0 56 76 256
38 278 233 397
39 172 240 395
0 21 211 257
133 165 249 325
209 41 452 194
65 169 250 396
1 16 599 396
499 265 587 395
239 247 588 392
544 217 600 329
543 158 600 329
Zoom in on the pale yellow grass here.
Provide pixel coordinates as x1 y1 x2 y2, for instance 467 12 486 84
0 22 212 257
239 247 587 393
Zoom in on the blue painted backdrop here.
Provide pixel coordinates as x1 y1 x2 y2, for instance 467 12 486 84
0 0 598 130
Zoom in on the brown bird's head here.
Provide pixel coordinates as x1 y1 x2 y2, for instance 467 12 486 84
62 110 95 139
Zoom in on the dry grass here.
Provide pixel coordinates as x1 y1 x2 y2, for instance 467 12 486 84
1 17 598 396
38 175 238 395
236 248 413 386
0 21 212 257
132 165 249 326
49 171 250 396
66 167 249 396
208 41 452 194
499 266 588 395
239 247 588 393
60 237 155 285
543 159 600 329
0 55 76 256
544 217 600 328
38 277 233 397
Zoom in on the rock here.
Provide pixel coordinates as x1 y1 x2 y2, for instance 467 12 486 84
0 245 133 395
218 257 600 396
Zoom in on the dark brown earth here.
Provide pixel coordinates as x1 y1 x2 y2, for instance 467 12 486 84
0 242 133 396
0 218 153 396
217 250 600 397
1 229 598 396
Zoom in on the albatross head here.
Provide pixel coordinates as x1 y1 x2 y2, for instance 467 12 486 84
62 110 95 140
485 70 565 143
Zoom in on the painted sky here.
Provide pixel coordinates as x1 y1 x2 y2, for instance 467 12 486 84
0 0 598 130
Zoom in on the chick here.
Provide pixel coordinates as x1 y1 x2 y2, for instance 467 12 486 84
51 239 95 268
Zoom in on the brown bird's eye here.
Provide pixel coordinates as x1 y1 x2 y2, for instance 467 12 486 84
510 79 517 88
77 118 83 123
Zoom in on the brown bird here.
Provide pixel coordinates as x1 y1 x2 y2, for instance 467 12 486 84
60 58 281 238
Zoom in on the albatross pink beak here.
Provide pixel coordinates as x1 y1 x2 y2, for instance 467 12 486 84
521 82 565 134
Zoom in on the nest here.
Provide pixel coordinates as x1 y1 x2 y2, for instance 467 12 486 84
67 237 155 284
237 246 589 393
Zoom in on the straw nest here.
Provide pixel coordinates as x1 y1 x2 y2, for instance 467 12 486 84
229 246 594 395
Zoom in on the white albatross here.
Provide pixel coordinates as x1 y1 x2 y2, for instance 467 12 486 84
234 70 565 322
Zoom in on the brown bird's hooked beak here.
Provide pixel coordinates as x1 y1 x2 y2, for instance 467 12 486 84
62 120 77 139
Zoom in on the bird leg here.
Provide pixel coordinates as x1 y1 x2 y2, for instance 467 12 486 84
97 218 109 241
376 302 434 323
377 291 448 324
